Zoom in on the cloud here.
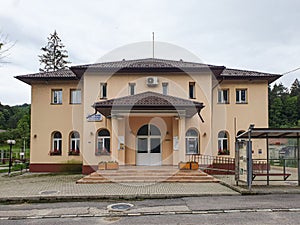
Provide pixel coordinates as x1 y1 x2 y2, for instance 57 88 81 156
1 0 300 104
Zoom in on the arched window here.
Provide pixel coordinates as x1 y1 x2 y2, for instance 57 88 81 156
137 124 161 136
186 128 199 154
96 129 110 155
51 131 62 155
69 131 80 155
218 131 229 155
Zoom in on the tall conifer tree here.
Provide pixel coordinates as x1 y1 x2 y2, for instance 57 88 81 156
39 30 70 72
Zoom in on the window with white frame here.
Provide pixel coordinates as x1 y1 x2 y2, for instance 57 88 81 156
236 89 247 103
69 131 80 155
218 130 229 155
162 82 168 95
185 128 199 154
51 131 62 155
100 83 107 99
218 89 229 104
129 83 136 95
189 82 195 99
96 129 110 155
51 89 62 104
70 89 81 104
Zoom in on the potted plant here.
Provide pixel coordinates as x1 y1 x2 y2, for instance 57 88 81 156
178 161 199 170
178 161 190 170
98 161 106 170
190 161 199 170
218 148 230 155
69 149 80 156
50 149 61 156
106 161 119 170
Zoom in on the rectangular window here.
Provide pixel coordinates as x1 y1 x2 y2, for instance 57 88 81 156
129 83 136 95
162 82 168 95
70 89 81 104
189 82 195 99
51 89 62 104
218 89 229 104
236 89 247 103
100 83 107 99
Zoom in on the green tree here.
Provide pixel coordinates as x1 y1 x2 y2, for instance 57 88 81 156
39 30 70 72
0 103 30 148
290 79 300 97
282 96 298 127
269 97 283 127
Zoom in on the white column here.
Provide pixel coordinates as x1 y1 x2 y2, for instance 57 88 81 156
111 116 118 162
178 117 186 163
117 116 125 165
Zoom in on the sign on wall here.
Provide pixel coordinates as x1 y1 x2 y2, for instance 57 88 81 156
86 113 103 122
173 136 179 151
118 136 125 150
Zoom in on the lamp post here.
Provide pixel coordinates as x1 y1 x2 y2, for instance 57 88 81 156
7 140 16 175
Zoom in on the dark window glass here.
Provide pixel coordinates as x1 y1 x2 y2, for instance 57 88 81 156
137 125 148 135
98 129 110 136
189 82 195 99
150 138 161 153
137 138 148 153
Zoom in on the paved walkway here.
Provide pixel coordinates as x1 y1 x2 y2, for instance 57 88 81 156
1 172 300 204
0 172 238 203
216 175 300 194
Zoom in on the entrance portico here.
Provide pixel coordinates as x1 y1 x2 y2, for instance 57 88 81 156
93 91 204 166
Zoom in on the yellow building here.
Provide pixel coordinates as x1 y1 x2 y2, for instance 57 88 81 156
16 58 281 174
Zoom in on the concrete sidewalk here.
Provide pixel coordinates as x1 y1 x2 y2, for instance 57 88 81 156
0 172 238 203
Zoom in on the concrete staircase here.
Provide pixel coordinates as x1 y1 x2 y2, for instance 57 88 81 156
76 166 218 184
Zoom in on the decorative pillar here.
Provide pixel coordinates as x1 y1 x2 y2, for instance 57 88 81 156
117 116 126 165
111 116 118 162
178 116 186 163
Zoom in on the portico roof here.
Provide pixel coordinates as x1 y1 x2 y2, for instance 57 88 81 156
93 91 205 120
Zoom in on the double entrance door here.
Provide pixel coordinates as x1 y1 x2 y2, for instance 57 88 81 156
136 124 162 166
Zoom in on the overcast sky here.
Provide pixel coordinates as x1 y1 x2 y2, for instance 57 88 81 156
0 0 299 105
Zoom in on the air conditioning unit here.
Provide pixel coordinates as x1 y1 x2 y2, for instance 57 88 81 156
146 77 158 86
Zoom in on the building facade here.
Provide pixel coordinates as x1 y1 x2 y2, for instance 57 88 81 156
16 58 281 174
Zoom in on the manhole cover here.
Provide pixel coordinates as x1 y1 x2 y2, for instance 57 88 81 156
39 190 60 195
107 203 134 212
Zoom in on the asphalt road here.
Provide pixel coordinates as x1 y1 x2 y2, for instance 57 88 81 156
0 194 299 224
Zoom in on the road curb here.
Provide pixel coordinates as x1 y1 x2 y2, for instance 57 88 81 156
0 192 240 204
1 207 300 221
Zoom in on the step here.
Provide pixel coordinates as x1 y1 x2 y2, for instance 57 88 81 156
76 179 219 184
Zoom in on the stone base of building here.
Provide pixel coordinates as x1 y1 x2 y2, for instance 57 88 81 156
82 165 98 175
29 163 82 173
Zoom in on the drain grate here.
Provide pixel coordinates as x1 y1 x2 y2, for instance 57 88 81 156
39 190 60 195
107 203 134 212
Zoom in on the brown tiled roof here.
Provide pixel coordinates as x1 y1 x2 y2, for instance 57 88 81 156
70 58 225 77
15 69 78 84
15 58 281 85
93 91 204 118
73 58 215 69
219 68 281 83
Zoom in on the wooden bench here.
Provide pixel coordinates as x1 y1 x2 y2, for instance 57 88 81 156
252 173 291 181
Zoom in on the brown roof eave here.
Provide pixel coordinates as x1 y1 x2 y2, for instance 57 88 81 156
71 66 226 76
93 104 204 117
217 75 282 84
14 76 79 85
